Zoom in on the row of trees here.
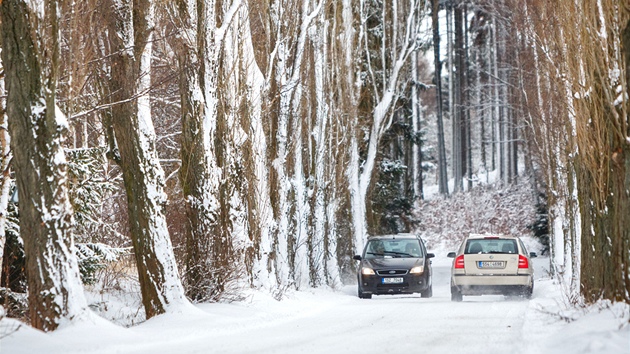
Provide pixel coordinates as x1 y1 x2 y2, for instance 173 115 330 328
387 0 630 306
516 0 630 303
373 0 527 233
0 0 432 330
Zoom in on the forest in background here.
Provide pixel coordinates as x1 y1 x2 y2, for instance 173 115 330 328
0 0 628 331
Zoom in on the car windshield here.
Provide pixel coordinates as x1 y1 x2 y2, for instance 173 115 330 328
465 239 518 254
364 239 422 259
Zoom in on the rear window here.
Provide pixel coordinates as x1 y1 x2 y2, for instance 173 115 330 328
464 239 518 254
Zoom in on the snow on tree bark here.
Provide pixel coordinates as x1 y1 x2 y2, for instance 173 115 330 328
234 3 275 289
106 0 186 318
0 0 88 331
167 0 226 302
517 0 630 303
431 0 449 196
308 5 333 287
411 50 423 201
267 0 323 289
0 64 10 268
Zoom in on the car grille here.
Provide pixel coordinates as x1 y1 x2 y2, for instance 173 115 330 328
376 269 408 276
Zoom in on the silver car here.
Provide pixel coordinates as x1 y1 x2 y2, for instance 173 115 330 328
447 234 537 301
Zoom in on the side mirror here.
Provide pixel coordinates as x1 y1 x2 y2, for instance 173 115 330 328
529 252 538 258
426 253 435 259
353 255 362 261
447 252 457 258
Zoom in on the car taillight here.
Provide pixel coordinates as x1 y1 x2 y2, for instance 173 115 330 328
454 255 465 269
518 255 529 268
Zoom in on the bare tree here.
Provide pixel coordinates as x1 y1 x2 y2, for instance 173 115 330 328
105 0 187 318
233 1 275 289
517 0 630 303
432 0 449 195
0 0 87 331
166 0 225 302
0 62 10 271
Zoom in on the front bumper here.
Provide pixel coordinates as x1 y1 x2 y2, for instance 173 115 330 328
359 273 430 295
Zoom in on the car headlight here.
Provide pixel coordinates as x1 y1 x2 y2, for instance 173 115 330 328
410 266 424 274
361 267 375 275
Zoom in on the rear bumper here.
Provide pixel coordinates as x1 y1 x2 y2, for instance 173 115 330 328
452 274 532 295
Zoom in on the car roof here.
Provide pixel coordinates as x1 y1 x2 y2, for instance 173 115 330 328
367 233 420 240
467 233 517 239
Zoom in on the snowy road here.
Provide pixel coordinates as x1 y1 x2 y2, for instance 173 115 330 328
192 265 535 354
3 256 628 354
178 258 555 354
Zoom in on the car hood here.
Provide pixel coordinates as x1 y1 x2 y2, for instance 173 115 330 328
363 258 424 270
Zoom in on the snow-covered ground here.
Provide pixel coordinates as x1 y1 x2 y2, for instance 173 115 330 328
2 250 628 354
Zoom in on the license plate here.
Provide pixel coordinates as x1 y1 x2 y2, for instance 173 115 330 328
382 277 403 284
478 261 505 269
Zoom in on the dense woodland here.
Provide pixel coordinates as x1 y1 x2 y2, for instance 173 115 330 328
0 0 628 331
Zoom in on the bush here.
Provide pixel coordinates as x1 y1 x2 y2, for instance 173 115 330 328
75 243 130 285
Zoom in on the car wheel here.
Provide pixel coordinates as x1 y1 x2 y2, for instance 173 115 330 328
421 285 433 298
358 288 372 299
523 284 533 299
451 287 462 302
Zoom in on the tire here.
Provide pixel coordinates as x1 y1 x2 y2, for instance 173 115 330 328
523 283 533 299
451 287 463 302
421 285 433 298
358 288 372 299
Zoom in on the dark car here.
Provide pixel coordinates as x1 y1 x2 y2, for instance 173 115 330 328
353 234 434 299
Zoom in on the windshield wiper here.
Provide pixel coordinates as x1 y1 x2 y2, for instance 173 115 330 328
367 252 385 256
385 251 416 258
368 251 416 258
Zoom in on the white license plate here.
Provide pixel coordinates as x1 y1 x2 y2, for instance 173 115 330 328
382 277 403 284
478 261 505 269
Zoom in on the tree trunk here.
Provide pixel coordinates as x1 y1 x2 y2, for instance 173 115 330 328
572 2 630 303
622 17 630 302
411 51 423 201
309 6 331 287
168 0 224 302
0 61 10 270
432 0 449 195
453 2 465 193
0 0 87 331
464 6 472 191
237 2 275 289
106 0 186 318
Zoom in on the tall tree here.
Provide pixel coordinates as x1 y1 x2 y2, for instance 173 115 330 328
231 1 275 289
453 0 464 193
411 51 424 201
349 0 428 250
260 0 324 288
432 0 449 195
166 0 229 302
0 0 88 331
571 0 630 303
517 0 630 303
106 0 187 318
0 61 10 271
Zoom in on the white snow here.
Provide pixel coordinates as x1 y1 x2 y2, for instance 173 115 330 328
2 251 628 353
